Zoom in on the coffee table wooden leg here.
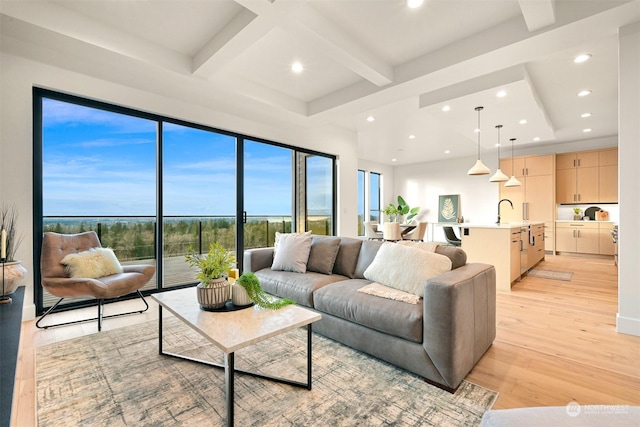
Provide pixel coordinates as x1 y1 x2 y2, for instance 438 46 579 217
225 352 234 426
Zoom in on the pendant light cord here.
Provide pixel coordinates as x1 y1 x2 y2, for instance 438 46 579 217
475 106 483 159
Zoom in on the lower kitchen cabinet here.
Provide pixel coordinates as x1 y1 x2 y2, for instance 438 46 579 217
555 222 611 255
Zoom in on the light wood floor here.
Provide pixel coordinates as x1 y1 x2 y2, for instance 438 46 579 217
11 255 640 425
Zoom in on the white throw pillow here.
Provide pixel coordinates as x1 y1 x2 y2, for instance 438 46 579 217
363 243 452 297
61 247 124 279
271 231 312 273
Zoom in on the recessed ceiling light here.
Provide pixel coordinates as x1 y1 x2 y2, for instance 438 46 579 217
444 150 450 154
574 54 592 63
474 128 481 133
407 0 424 9
581 112 592 118
519 119 528 124
578 90 592 97
442 105 451 112
496 90 507 98
409 134 416 139
291 62 303 73
366 116 375 122
391 158 397 162
533 137 541 142
583 128 593 133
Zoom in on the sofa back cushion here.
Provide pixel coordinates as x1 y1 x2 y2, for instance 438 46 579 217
306 235 341 275
435 245 467 269
331 237 363 278
354 240 384 279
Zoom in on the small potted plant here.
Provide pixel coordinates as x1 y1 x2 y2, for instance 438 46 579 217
185 242 236 310
573 207 582 220
235 272 295 310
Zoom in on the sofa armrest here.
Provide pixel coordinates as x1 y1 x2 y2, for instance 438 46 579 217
243 247 274 273
422 263 496 389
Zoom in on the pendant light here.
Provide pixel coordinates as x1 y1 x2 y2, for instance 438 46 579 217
504 138 522 187
467 106 491 175
489 125 508 182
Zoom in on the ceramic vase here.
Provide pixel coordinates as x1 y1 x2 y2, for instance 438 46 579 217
1 260 27 296
196 278 229 310
232 283 253 307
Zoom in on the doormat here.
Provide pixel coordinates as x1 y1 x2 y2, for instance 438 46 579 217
527 269 573 281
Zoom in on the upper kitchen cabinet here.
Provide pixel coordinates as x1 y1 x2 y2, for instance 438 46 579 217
598 148 618 203
501 155 554 178
556 149 617 204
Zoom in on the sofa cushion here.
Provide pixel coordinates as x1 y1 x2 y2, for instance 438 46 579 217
314 279 424 343
435 245 467 269
271 231 312 273
363 243 452 297
254 268 347 307
306 235 341 275
354 240 384 279
331 237 363 279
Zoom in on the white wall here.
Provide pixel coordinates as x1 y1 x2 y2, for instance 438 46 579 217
0 53 360 320
617 23 640 336
393 155 500 242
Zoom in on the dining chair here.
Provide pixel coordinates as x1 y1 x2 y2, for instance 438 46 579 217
402 221 427 241
364 221 384 240
443 226 462 247
382 222 402 242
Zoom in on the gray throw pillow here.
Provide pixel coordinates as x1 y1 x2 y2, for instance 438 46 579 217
306 236 341 275
271 231 312 273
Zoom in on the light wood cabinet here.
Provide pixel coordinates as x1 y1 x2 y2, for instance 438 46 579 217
555 222 600 254
599 148 618 203
599 223 615 256
556 148 618 203
510 230 521 282
527 224 545 268
500 155 554 247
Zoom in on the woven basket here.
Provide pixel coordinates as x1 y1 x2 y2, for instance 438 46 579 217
197 278 230 310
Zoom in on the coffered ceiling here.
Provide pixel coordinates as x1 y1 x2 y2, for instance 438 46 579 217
1 0 638 165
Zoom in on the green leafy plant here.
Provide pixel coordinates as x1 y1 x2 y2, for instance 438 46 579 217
236 272 295 310
397 196 420 223
573 207 582 215
383 203 400 221
0 203 24 262
185 242 236 286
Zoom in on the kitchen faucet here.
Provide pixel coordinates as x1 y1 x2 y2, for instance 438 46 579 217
497 198 513 224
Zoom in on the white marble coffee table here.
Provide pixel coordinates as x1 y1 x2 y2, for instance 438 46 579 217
151 287 321 426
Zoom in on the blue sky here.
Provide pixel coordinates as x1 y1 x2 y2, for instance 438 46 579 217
42 99 304 217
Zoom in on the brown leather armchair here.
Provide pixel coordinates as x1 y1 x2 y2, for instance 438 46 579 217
36 231 155 331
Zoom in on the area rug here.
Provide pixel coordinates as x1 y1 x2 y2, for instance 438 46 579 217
527 269 573 281
36 318 497 426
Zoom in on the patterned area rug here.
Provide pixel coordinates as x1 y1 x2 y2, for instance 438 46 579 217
36 318 497 426
527 269 574 281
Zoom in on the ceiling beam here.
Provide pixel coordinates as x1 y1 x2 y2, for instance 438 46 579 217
282 5 393 87
518 0 557 32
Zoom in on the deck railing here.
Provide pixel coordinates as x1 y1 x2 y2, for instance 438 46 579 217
42 214 330 306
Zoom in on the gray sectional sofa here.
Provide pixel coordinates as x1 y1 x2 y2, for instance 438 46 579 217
243 235 496 391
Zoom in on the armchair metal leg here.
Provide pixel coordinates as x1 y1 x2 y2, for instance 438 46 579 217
36 291 149 331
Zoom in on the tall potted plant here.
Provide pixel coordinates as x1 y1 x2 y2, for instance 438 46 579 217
0 203 27 299
185 242 236 310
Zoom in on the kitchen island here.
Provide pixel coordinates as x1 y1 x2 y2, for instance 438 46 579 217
454 222 545 292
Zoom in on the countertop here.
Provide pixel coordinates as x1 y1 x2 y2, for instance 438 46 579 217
453 221 545 229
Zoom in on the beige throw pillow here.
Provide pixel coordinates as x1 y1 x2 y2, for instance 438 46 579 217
60 247 124 279
271 231 312 273
363 243 452 297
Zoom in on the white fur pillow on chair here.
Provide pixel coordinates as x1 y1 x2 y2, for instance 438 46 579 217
61 247 124 279
363 242 451 297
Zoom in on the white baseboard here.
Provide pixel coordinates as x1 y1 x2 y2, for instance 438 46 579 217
616 313 640 336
